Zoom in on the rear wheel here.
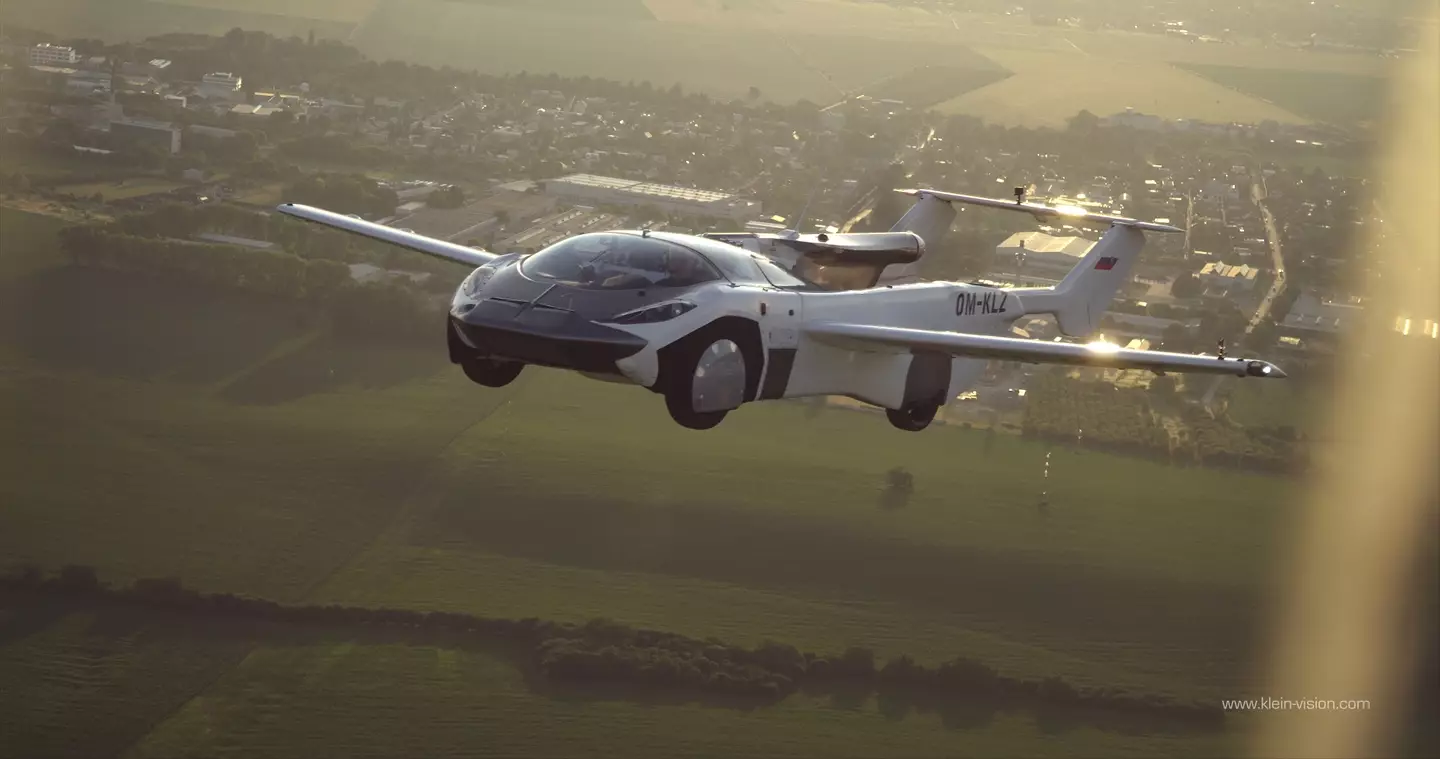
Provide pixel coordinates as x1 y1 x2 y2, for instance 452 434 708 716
886 401 939 432
663 335 748 430
461 357 523 388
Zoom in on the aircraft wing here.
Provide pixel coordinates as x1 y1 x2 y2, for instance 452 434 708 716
894 189 1184 234
276 203 497 267
805 322 1286 378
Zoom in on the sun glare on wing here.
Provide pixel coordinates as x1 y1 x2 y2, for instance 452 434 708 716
1085 340 1121 354
1054 204 1088 217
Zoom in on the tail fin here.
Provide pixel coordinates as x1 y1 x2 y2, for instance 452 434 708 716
879 193 957 284
1013 224 1146 337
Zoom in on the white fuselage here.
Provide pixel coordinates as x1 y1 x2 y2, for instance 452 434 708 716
607 279 1025 411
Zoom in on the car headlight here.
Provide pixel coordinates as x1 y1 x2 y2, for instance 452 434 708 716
464 266 496 296
607 300 697 324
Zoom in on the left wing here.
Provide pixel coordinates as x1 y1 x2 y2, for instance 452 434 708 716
276 203 497 267
806 322 1286 378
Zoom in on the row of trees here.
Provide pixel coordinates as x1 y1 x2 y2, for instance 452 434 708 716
1177 408 1306 474
280 174 400 219
1 567 1224 729
1021 371 1305 473
1021 372 1172 460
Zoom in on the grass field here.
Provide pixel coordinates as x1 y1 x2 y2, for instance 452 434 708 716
0 607 256 758
1224 379 1327 433
1175 64 1391 127
0 207 68 280
862 64 1013 110
0 605 1240 759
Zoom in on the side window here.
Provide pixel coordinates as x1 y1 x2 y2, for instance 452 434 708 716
753 257 813 289
706 251 769 285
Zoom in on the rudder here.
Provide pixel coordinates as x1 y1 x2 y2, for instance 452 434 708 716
1014 224 1147 337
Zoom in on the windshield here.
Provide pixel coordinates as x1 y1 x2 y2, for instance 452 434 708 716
520 233 722 289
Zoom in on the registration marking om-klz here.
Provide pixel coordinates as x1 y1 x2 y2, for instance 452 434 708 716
957 291 1008 316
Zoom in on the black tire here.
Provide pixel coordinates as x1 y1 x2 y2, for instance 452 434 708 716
662 331 751 431
887 402 939 432
461 358 523 388
666 391 728 430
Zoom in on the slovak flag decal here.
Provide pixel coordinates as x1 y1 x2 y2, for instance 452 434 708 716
1094 256 1119 270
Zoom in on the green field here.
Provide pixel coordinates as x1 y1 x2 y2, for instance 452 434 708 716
0 207 68 280
862 64 1013 110
0 203 1293 751
1175 64 1392 127
0 605 1239 759
1224 377 1328 433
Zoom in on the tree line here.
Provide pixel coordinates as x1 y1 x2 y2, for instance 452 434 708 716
1022 371 1305 473
0 567 1224 730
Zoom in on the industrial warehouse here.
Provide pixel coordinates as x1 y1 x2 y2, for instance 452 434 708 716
541 173 762 223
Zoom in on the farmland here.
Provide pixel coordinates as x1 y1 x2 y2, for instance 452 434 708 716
156 0 381 24
5 0 1390 124
934 48 1311 128
0 602 1239 759
1175 64 1391 127
862 64 1013 111
0 207 68 280
0 0 356 44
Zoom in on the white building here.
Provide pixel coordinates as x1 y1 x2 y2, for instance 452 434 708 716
30 44 78 67
543 173 761 222
990 231 1096 285
1197 262 1259 292
199 72 243 99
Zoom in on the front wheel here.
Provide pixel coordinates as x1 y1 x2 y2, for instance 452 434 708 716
663 336 748 430
461 358 523 388
886 401 939 432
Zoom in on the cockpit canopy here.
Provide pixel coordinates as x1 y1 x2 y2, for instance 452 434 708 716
520 232 722 290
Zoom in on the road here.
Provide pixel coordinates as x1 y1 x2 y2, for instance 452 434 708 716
1201 171 1287 412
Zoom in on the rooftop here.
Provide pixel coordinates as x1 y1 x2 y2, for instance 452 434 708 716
996 231 1095 258
1199 262 1259 280
1282 291 1363 333
549 173 736 204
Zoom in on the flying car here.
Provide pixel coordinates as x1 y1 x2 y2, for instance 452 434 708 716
276 187 1285 431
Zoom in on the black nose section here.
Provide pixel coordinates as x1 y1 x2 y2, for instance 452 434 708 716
452 300 647 374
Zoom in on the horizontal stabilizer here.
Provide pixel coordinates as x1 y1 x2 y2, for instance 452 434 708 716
806 322 1286 378
894 190 1184 234
276 203 496 267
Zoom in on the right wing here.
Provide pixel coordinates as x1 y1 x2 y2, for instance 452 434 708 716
806 322 1287 378
894 189 1185 234
276 203 497 267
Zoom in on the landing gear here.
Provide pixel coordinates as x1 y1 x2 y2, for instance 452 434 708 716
886 401 940 432
460 357 523 388
663 335 748 430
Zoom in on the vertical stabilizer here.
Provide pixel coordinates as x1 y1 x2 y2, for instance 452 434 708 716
880 193 957 283
1013 224 1146 337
